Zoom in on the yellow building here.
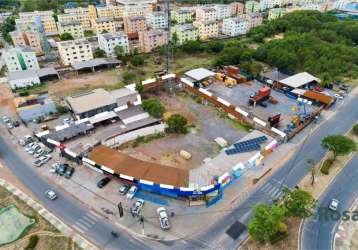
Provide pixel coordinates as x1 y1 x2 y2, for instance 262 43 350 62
16 11 58 34
97 6 115 19
58 13 91 31
57 20 84 39
88 5 98 19
57 39 93 66
41 16 58 34
195 6 217 22
172 24 198 45
171 8 193 24
194 20 219 40
91 18 117 34
64 7 89 15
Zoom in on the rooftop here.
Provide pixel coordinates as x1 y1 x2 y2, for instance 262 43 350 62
176 8 192 14
128 15 146 21
59 20 81 26
95 17 115 23
57 38 90 47
110 87 137 99
185 68 215 81
100 32 127 40
175 23 196 32
72 58 120 70
263 70 290 82
280 72 320 89
7 67 58 81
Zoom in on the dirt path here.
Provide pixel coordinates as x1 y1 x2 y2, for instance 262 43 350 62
0 84 16 112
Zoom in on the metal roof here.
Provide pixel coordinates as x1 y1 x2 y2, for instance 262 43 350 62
72 58 120 70
116 106 146 120
263 70 290 81
185 68 215 81
280 72 320 88
8 67 58 81
110 87 137 99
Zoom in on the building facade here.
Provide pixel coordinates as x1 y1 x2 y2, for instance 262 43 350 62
172 24 198 45
57 21 84 39
229 2 245 15
58 13 92 31
98 32 129 57
268 8 286 20
146 11 168 29
196 7 217 21
57 39 93 66
3 47 39 72
222 17 248 36
10 31 43 54
123 16 147 35
171 8 193 24
214 4 231 20
245 13 263 29
194 20 219 40
139 29 168 53
91 18 117 34
245 1 261 13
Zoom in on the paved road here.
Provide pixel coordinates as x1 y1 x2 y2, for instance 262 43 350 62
0 93 357 249
301 153 358 250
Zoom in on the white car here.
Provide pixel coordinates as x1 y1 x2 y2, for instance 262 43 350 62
34 148 45 158
33 158 44 167
157 207 171 230
45 190 57 200
39 155 52 164
334 94 343 100
25 143 37 152
329 199 339 211
131 199 144 216
126 186 138 199
28 145 41 155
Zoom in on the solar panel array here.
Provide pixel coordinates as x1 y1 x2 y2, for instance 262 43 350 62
225 136 268 155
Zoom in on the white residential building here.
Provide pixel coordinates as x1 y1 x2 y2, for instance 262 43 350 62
57 39 93 66
196 6 217 22
58 13 92 31
214 4 231 20
57 20 84 39
222 17 248 36
3 46 39 72
146 11 168 29
98 32 129 57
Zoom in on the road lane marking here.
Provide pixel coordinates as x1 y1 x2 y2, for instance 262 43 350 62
82 216 96 225
74 221 88 231
72 224 85 234
78 219 92 228
88 210 102 219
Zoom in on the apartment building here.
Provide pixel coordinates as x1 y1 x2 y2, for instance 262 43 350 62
57 39 93 66
91 18 117 34
117 0 155 17
97 5 115 19
245 1 261 13
214 4 231 20
229 2 244 16
17 11 58 34
58 13 92 31
57 21 84 39
171 8 193 24
172 24 198 45
88 5 98 19
268 8 286 20
222 17 248 36
15 19 38 33
194 20 219 40
146 11 168 29
123 16 147 35
64 7 89 15
10 31 43 54
196 6 217 21
98 32 129 57
139 29 168 53
245 13 263 29
19 10 54 20
3 46 39 72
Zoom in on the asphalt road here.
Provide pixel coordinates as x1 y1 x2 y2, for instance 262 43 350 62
0 92 357 249
301 153 358 250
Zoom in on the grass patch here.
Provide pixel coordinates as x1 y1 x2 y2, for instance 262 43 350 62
231 119 254 132
103 82 126 91
320 159 334 175
12 83 49 95
132 132 166 148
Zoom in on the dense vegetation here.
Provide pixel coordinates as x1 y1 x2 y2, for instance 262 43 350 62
0 16 16 44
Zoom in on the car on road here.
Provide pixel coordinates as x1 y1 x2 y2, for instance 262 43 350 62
39 154 51 164
13 120 20 127
64 166 75 179
97 177 111 188
126 185 138 199
45 190 57 200
131 199 144 216
118 184 130 195
334 94 344 100
57 163 68 176
2 115 10 123
157 207 171 230
25 142 36 152
34 158 45 167
329 199 339 211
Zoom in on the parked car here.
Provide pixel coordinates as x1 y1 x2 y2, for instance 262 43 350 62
24 135 33 144
157 207 171 230
64 166 75 179
97 177 111 188
131 199 144 216
6 122 13 129
34 148 45 158
25 142 36 152
339 84 349 91
18 139 26 146
33 158 44 167
57 163 68 176
118 184 130 195
329 199 339 211
45 190 57 200
126 186 138 199
39 154 51 164
334 94 344 100
2 115 9 123
13 120 20 127
28 145 41 155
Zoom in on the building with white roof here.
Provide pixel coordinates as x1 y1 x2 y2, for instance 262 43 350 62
98 32 129 57
3 46 39 72
222 17 248 36
57 39 93 66
146 11 168 29
279 72 320 89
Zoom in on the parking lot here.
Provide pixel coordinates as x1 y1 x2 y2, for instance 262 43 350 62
207 80 319 129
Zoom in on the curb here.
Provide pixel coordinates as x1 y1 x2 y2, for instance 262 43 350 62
0 178 98 250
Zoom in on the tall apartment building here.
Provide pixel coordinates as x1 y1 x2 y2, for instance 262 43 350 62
15 19 38 33
245 13 263 29
57 39 93 66
88 5 98 19
194 20 219 40
245 1 261 13
196 6 217 22
229 2 245 15
97 5 115 19
17 11 57 34
139 29 167 53
146 11 168 29
19 10 54 20
64 7 89 15
10 31 43 54
91 18 117 34
98 32 129 56
172 24 198 45
222 17 248 36
171 8 193 24
214 4 231 20
3 46 39 72
268 8 286 20
57 21 84 39
58 13 92 31
117 0 155 17
123 16 147 35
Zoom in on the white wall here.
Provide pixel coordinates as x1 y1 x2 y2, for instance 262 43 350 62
9 76 40 89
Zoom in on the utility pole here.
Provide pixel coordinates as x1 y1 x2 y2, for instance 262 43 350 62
164 0 174 94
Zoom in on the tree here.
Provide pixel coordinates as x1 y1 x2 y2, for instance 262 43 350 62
135 82 144 94
93 48 106 58
282 188 316 218
353 123 358 135
59 32 73 41
172 32 178 45
248 204 287 243
166 114 188 134
122 71 135 85
130 55 145 66
142 98 165 118
306 157 316 186
101 29 108 34
180 40 204 54
321 135 356 160
84 30 94 37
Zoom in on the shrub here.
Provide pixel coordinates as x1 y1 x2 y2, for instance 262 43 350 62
122 71 136 85
320 159 333 175
25 235 39 250
142 98 165 118
166 114 188 134
353 123 358 135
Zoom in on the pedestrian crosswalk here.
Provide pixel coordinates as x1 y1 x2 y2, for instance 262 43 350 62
72 211 101 234
259 180 287 199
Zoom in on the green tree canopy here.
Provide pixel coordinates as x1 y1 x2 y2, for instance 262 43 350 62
353 123 358 135
248 204 287 242
321 134 357 160
93 48 106 58
282 188 316 218
142 98 165 118
166 114 188 134
59 32 74 41
122 71 136 85
130 55 145 66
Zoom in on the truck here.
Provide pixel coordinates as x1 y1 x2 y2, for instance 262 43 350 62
249 87 271 107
